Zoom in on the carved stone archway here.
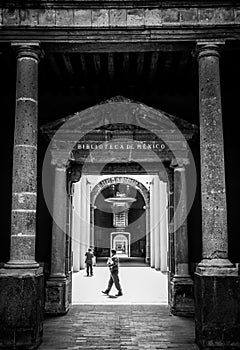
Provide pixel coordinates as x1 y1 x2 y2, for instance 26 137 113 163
91 176 149 207
41 96 198 316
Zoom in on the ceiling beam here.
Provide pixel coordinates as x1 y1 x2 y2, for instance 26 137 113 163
93 54 102 78
122 52 130 79
108 53 114 82
79 53 88 82
62 53 75 84
148 52 159 83
136 52 145 77
46 54 63 82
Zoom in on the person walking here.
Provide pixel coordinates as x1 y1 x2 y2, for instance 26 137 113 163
85 248 94 276
92 247 96 266
102 249 123 296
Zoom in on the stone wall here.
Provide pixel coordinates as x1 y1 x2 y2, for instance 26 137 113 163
0 6 239 28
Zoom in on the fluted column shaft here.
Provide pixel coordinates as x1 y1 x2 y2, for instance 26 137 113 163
6 43 42 268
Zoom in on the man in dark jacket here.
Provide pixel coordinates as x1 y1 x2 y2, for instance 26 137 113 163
85 248 94 276
102 249 123 296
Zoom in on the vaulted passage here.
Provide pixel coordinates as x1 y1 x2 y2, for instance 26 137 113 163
1 2 240 350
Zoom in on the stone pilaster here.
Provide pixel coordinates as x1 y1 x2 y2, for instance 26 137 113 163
0 42 44 349
86 179 91 250
45 160 70 314
159 180 168 272
149 177 155 268
90 205 95 248
170 163 194 316
195 42 239 349
80 176 88 269
154 175 160 270
72 182 81 272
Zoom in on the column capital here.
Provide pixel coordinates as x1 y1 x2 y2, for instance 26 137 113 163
170 158 188 169
51 150 69 168
194 40 225 60
11 41 44 61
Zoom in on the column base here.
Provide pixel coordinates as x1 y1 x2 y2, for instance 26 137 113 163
5 260 40 269
170 276 194 317
195 270 240 349
0 267 44 350
45 273 72 315
197 258 237 275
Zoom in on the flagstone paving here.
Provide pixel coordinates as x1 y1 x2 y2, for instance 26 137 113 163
39 305 199 350
40 266 198 349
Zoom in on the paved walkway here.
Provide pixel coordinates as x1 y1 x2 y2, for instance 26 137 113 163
72 267 168 304
39 305 199 350
39 267 199 349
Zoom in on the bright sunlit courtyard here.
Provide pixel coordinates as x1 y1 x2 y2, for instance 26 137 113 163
72 266 168 305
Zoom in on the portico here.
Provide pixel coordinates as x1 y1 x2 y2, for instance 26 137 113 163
1 2 240 349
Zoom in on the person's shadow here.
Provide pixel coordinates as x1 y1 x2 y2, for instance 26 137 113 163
108 295 118 299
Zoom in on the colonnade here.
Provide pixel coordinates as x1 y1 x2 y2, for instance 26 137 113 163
72 176 91 271
149 175 168 271
0 39 238 350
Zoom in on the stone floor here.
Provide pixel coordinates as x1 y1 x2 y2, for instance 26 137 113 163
39 266 199 349
39 305 199 350
72 266 168 304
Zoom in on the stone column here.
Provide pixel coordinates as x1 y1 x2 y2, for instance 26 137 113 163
195 42 239 349
80 176 88 269
0 43 44 349
90 205 95 248
86 179 91 250
50 165 67 278
72 182 81 272
145 205 150 263
167 168 175 278
7 43 42 268
154 175 161 270
149 177 155 267
45 162 70 314
170 164 194 316
159 180 168 272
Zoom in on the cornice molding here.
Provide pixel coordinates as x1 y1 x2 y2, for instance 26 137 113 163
1 27 240 48
0 0 239 9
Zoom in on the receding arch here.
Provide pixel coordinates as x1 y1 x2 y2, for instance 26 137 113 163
91 176 149 208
